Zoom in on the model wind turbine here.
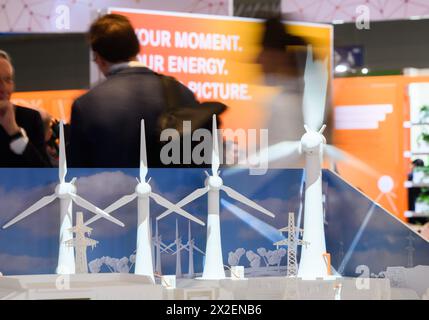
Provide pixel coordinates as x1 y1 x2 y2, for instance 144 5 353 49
248 47 361 279
157 115 276 279
2 122 124 274
183 220 205 278
173 220 184 277
65 212 98 274
152 219 175 275
84 119 205 281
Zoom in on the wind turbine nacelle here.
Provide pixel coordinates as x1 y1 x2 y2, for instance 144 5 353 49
55 183 76 198
207 176 223 190
136 183 152 196
300 131 326 155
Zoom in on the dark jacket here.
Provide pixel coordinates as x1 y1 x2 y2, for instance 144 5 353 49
69 66 199 168
0 105 50 167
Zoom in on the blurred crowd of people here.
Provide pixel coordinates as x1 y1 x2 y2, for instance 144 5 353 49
1 13 312 169
0 14 229 169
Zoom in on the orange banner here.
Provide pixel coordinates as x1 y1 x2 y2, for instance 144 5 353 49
333 75 429 221
109 8 332 131
11 90 85 123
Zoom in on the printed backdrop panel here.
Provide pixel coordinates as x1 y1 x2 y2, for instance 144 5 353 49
0 168 427 278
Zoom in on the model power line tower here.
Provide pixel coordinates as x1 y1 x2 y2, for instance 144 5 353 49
65 212 98 274
274 212 309 277
406 233 415 268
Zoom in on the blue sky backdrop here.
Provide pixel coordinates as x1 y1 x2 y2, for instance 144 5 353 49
0 168 428 277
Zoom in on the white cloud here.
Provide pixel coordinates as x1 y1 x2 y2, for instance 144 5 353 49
0 183 59 237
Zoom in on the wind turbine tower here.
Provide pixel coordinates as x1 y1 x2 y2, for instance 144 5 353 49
188 221 194 277
180 221 205 278
154 219 162 275
174 220 183 277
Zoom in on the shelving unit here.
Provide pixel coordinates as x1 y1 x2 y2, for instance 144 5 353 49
404 181 429 188
405 83 429 221
404 151 429 158
405 211 429 218
404 121 429 127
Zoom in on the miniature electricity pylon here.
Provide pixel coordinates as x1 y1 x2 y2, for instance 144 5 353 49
65 212 98 274
274 212 309 277
406 233 415 268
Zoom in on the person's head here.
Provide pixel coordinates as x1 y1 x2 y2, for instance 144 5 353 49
413 159 425 168
257 17 307 82
0 50 14 101
36 107 54 142
88 14 140 76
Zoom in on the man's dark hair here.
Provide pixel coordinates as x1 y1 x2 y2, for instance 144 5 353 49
262 17 307 50
89 14 140 63
413 159 425 167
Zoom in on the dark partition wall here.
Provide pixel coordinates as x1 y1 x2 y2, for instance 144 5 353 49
334 19 429 73
0 33 89 91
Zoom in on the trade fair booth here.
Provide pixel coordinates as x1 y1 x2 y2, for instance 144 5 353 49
0 1 428 301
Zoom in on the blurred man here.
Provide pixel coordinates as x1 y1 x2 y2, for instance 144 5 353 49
254 17 308 169
70 14 205 168
0 50 50 167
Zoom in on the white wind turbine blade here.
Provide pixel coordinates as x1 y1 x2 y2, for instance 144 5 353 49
247 141 301 168
172 240 185 255
140 119 148 182
193 244 205 256
161 244 175 254
303 45 329 131
3 194 57 229
59 121 67 183
104 193 137 214
150 193 205 226
84 193 137 226
221 185 275 218
324 145 380 178
156 187 209 221
158 237 170 249
162 241 176 253
212 115 220 177
173 247 185 255
71 194 125 227
181 244 191 253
